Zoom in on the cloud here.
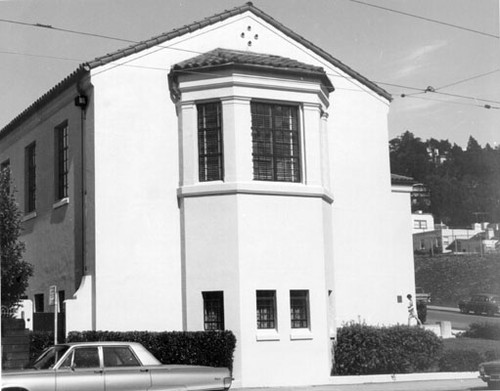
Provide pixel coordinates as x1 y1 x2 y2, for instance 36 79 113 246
392 40 448 79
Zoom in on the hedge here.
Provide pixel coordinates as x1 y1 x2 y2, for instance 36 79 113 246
334 323 443 375
29 331 54 361
461 322 500 341
67 330 236 371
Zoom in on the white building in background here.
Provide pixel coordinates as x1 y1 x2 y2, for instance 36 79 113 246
412 211 435 234
0 3 416 387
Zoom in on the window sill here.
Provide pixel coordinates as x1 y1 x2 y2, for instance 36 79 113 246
256 329 280 341
22 211 37 222
178 182 333 203
53 197 69 209
290 329 313 340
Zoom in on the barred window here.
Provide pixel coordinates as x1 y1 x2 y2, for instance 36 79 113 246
198 102 223 182
251 102 300 182
256 290 277 329
203 291 224 330
55 122 69 200
290 290 309 329
25 142 36 213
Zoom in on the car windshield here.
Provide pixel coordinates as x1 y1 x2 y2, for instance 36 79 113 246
32 345 70 370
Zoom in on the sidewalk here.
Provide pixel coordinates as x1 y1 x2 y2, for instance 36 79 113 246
233 372 482 391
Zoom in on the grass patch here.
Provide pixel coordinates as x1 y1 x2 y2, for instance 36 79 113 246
444 337 500 360
415 253 500 307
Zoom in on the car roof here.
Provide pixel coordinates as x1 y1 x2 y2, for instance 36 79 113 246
58 341 144 347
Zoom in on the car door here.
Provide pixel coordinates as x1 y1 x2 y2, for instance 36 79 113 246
102 346 152 391
56 346 105 391
471 295 481 313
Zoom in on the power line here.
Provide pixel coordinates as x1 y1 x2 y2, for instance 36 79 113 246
402 94 500 110
2 15 499 109
348 0 499 39
0 18 136 44
0 50 84 63
435 69 500 90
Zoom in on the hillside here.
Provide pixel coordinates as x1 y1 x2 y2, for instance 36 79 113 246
415 253 500 307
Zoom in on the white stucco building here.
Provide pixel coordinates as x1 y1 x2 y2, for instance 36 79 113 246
0 3 417 386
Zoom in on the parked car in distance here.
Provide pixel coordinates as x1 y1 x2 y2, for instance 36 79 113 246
458 293 500 316
1 341 232 391
479 359 500 389
415 287 431 303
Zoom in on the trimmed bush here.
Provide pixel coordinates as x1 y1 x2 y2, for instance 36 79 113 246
462 322 500 340
29 331 54 361
438 349 485 371
334 323 442 375
67 330 236 370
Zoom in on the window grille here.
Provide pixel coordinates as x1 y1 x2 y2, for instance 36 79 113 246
290 290 309 329
203 291 224 330
198 102 223 182
256 290 277 329
55 122 69 200
25 142 36 213
251 102 300 182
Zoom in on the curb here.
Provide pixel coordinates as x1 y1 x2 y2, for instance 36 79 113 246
428 306 459 313
327 371 478 385
231 372 479 390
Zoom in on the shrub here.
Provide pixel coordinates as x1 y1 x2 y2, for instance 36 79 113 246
334 323 442 375
462 322 500 340
439 349 485 371
67 330 236 370
29 331 54 361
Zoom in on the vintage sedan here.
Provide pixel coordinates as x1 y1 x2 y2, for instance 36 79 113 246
458 293 500 316
2 341 233 391
479 359 500 389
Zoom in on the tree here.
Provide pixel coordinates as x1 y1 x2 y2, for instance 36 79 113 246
1 167 33 316
389 132 500 227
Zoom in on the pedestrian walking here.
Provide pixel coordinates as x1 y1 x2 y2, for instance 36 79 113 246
407 294 422 326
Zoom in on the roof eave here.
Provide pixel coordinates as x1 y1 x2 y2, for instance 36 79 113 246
170 62 335 92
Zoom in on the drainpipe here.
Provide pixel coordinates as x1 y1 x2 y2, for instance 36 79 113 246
74 94 88 280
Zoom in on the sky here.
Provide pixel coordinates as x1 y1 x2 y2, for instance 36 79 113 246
0 0 499 148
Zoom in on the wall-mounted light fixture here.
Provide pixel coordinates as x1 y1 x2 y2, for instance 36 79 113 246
74 95 88 109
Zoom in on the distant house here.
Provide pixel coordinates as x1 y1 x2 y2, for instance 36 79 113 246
412 211 435 234
414 221 500 255
446 224 500 254
0 3 417 387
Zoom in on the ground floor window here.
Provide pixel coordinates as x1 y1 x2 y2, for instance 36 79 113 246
202 291 224 330
256 290 277 329
290 290 310 328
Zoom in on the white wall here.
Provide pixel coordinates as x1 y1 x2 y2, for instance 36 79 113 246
83 8 412 385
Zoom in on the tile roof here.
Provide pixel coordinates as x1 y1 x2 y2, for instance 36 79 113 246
173 48 325 73
170 48 334 91
0 2 391 138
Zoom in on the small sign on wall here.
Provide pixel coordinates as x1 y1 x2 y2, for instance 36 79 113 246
49 285 57 306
